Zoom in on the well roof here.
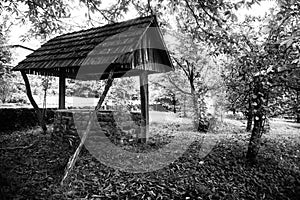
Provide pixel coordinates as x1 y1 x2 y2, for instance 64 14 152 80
12 15 173 80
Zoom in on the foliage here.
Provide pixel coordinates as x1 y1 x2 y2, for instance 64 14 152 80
0 0 70 39
0 0 135 39
150 75 181 112
265 1 300 122
66 79 103 98
221 0 300 161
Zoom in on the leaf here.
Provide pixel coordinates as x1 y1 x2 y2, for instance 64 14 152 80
224 11 231 15
291 59 299 64
286 39 295 48
280 38 294 48
261 26 271 34
266 66 274 73
231 14 238 22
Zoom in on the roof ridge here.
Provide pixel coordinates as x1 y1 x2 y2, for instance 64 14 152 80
52 15 156 41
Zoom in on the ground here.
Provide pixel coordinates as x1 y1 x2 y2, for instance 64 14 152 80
0 112 299 200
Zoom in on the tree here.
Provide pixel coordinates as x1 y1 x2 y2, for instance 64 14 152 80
222 1 300 162
244 1 300 162
222 16 264 131
150 76 181 113
179 0 298 161
181 0 299 162
163 32 222 130
0 66 12 103
0 15 12 103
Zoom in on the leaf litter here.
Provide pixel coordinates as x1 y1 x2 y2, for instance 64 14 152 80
0 119 299 200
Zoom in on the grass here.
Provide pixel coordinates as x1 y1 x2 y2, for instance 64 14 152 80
0 114 299 200
0 96 101 108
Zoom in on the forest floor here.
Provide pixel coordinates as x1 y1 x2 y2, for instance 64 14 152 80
0 114 300 200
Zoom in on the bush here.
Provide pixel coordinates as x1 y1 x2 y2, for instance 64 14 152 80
0 108 56 132
7 93 29 104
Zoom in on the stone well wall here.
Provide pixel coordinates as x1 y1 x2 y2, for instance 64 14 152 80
53 109 142 144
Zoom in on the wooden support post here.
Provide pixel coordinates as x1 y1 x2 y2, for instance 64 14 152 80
61 69 115 185
21 71 47 133
139 72 149 143
59 72 66 109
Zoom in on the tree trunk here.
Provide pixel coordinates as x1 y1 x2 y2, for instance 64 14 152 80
296 90 300 123
246 113 263 163
232 108 236 115
173 94 176 113
246 114 253 132
183 95 187 117
246 99 253 132
21 71 47 133
246 76 266 163
192 91 199 130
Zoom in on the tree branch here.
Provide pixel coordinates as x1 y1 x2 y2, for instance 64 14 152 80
198 1 223 28
183 0 214 37
87 0 116 24
173 57 190 78
167 75 191 96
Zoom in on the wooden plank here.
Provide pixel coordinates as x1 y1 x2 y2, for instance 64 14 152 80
21 71 47 132
139 72 149 143
59 73 66 109
61 68 115 185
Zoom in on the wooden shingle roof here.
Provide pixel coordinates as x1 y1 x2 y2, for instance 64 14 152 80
12 15 174 80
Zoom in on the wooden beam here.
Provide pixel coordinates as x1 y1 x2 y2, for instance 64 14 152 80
59 73 66 109
21 71 47 133
61 68 115 185
139 72 149 143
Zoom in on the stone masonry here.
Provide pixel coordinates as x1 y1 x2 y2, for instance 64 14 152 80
53 109 142 145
